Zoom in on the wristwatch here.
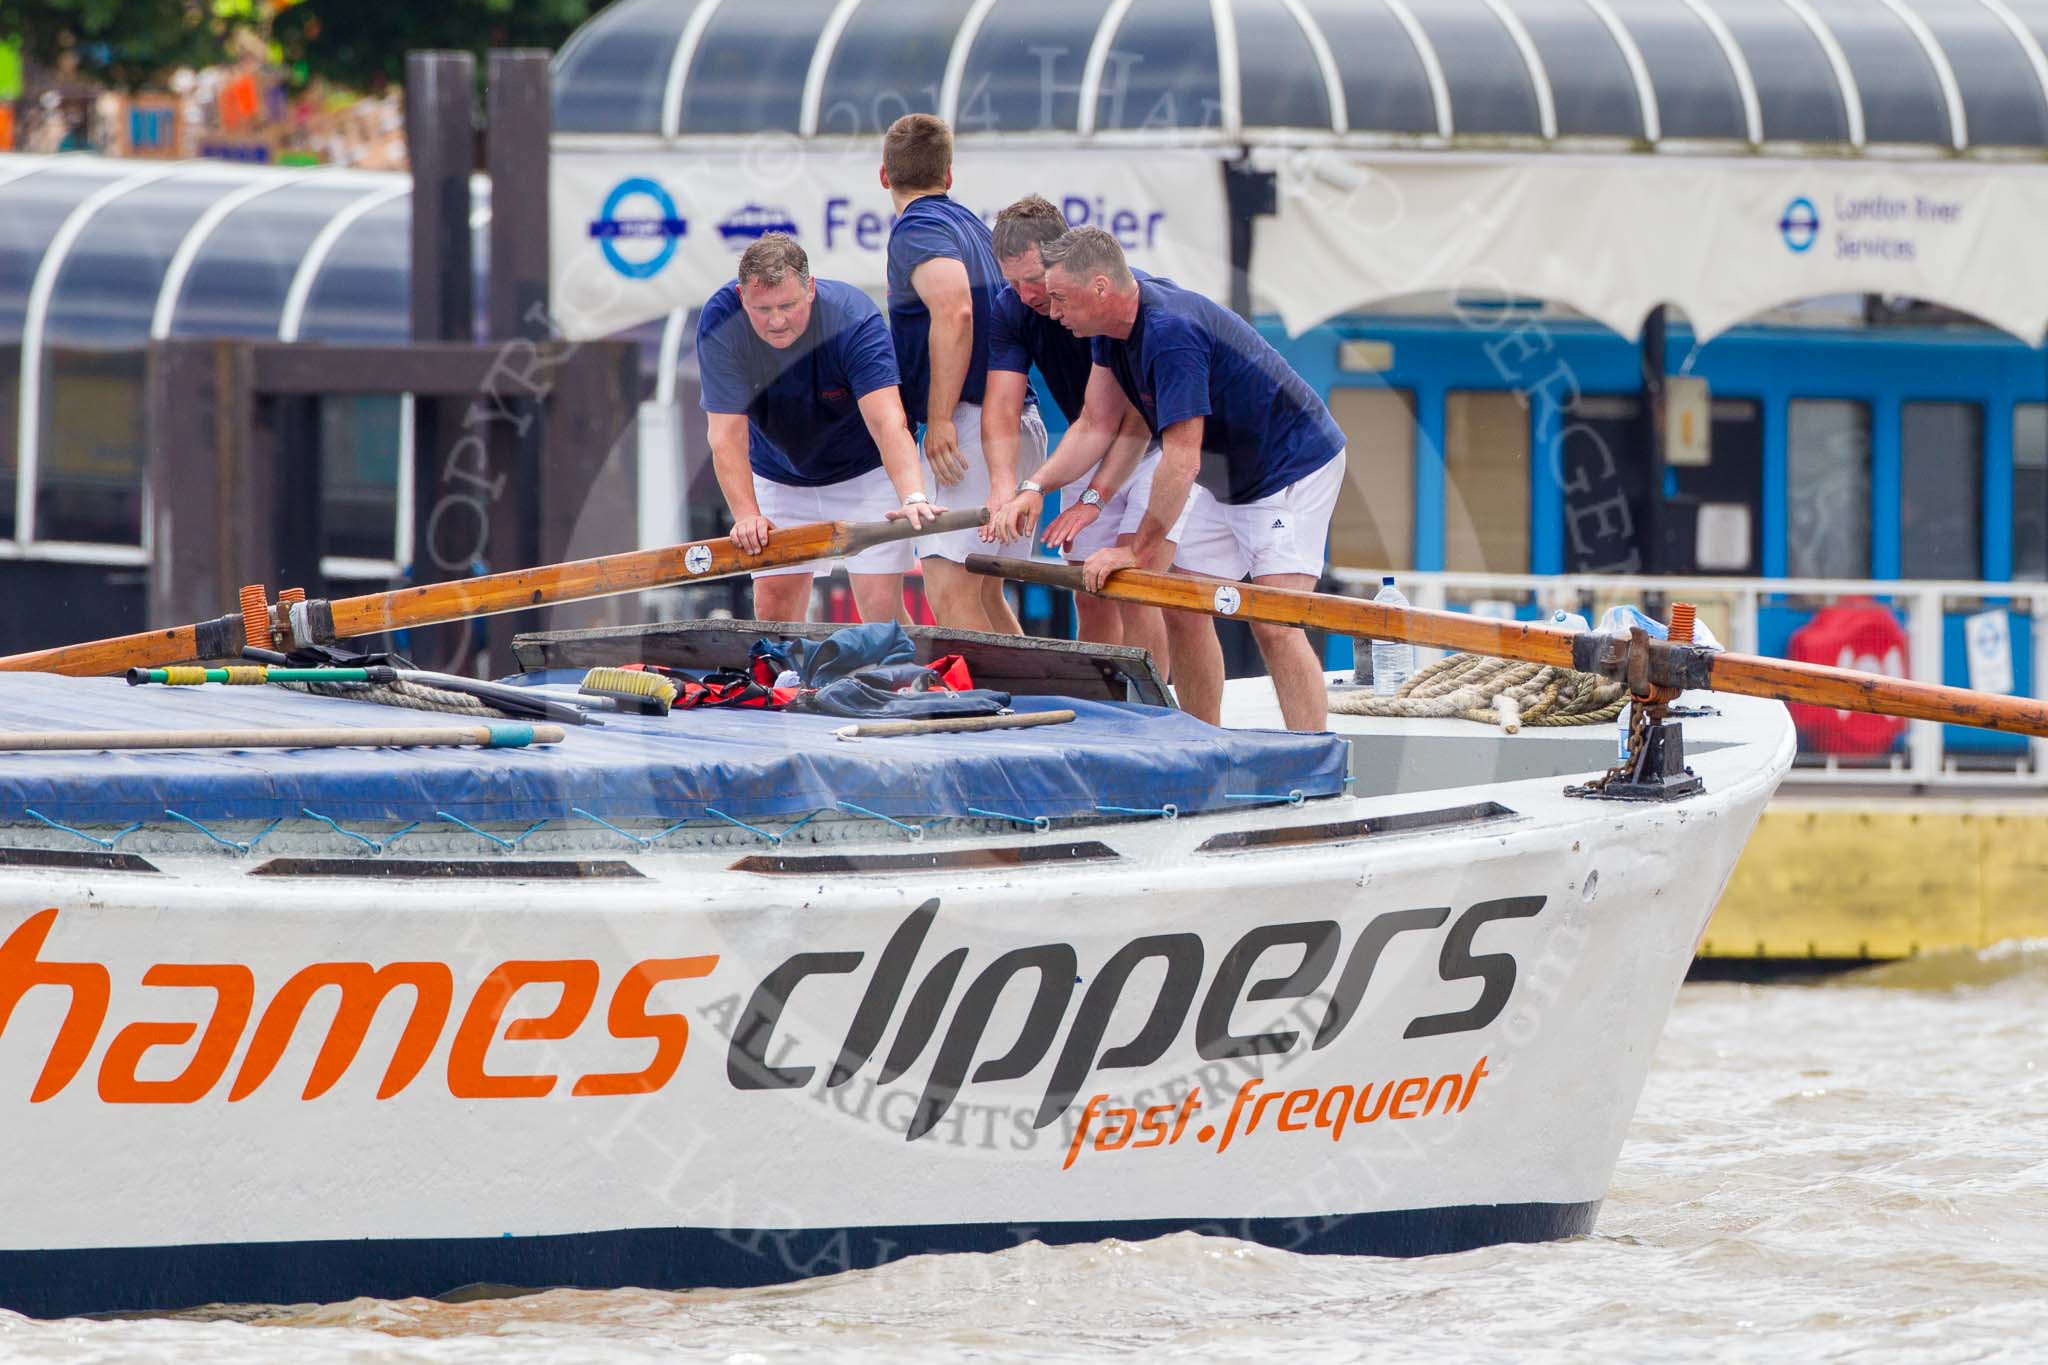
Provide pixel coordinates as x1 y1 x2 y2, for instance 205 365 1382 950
1079 488 1105 508
1017 479 1043 495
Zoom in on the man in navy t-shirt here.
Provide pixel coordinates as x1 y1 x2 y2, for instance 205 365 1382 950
980 194 1178 672
881 113 1045 634
697 233 943 624
1035 227 1349 731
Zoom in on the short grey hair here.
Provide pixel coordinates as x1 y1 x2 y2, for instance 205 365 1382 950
1038 227 1134 288
737 233 810 288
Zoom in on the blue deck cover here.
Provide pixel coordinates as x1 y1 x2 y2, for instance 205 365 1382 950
0 676 1349 827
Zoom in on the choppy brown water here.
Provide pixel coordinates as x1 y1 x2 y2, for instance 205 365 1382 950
5 946 2043 1363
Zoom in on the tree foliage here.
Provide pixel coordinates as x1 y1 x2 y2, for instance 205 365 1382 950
4 1 618 94
7 0 237 91
272 0 615 93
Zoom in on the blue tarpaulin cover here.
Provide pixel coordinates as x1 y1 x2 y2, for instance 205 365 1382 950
0 676 1349 826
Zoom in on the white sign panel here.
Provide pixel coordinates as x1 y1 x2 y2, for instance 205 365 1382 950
552 145 1233 340
1254 150 2048 344
1965 608 2014 696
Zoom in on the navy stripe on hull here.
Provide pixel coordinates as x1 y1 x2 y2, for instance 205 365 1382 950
4 1202 1600 1321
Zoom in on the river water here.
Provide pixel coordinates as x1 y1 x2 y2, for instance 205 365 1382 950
4 946 2042 1363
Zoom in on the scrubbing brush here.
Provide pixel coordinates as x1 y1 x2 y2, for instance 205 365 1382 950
579 666 677 716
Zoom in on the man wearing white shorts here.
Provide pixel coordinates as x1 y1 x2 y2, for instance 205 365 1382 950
881 113 1039 633
1037 227 1348 732
981 194 1175 671
696 234 942 624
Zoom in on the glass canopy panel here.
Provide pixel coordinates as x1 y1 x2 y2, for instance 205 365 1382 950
169 179 393 339
953 0 1108 134
1805 0 1950 144
816 0 974 138
44 167 259 347
1500 0 1643 138
1096 0 1223 132
1899 0 2048 148
1299 0 1437 135
1706 0 1851 142
1602 0 1749 140
1404 0 1544 136
676 0 840 135
0 160 133 344
551 0 710 134
1233 0 1331 130
296 196 410 343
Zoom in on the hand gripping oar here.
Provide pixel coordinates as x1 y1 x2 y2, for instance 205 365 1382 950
965 556 2048 740
0 510 986 678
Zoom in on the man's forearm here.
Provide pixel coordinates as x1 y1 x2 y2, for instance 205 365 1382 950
875 426 926 503
1034 416 1118 492
1132 447 1197 564
1088 408 1152 499
711 442 760 520
981 390 1023 493
926 311 972 424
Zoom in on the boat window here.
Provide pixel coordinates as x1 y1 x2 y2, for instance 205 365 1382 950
320 396 402 564
1787 398 1870 579
677 0 841 135
1561 392 1646 574
1233 0 1331 131
954 0 1106 134
1899 401 1981 580
1326 385 1414 570
2015 404 2048 581
1095 0 1224 132
1445 388 1529 573
170 181 381 340
1298 0 1438 136
816 0 970 138
39 347 146 545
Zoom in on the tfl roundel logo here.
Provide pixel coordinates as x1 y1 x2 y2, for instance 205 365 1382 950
589 177 690 279
1779 196 1820 254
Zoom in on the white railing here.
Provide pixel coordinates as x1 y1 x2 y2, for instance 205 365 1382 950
1324 567 2048 791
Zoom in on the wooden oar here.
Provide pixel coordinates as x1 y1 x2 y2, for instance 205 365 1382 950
0 511 985 678
966 556 2048 740
0 724 566 752
833 710 1079 741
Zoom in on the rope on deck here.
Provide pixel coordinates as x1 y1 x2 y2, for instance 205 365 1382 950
1331 653 1627 732
280 679 513 719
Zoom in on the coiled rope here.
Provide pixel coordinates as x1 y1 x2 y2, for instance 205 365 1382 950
277 679 514 719
1330 653 1627 732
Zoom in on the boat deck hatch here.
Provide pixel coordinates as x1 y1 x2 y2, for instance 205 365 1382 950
1195 801 1516 853
730 841 1120 876
0 846 161 874
246 857 645 879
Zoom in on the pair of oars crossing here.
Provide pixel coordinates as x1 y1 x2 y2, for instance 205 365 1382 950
1 505 2043 742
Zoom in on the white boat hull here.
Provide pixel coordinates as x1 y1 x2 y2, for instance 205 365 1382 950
0 688 1791 1315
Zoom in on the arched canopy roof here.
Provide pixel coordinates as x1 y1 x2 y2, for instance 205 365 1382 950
551 0 2048 152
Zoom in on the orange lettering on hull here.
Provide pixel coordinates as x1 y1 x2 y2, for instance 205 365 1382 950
0 910 721 1106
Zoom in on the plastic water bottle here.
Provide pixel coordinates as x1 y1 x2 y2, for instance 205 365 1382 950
1370 576 1416 696
1550 608 1591 633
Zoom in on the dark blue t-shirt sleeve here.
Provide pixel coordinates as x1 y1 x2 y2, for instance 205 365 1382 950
987 296 1032 376
888 214 963 280
1148 321 1213 430
839 301 901 399
695 295 751 415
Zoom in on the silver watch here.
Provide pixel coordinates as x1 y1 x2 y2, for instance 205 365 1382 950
1079 488 1104 508
1017 479 1043 495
